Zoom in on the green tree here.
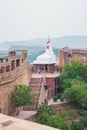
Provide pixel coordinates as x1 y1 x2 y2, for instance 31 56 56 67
11 84 35 108
59 61 87 89
62 79 87 108
63 61 87 79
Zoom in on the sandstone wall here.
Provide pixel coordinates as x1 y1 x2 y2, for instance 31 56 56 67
0 60 31 115
46 78 55 98
71 50 87 63
59 49 87 67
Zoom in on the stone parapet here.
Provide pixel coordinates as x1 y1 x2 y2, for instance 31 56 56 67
0 60 28 84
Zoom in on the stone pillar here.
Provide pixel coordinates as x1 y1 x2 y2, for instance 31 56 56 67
1 66 6 73
14 60 16 69
59 50 64 67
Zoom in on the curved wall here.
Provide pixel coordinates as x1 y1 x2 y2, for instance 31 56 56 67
0 50 31 114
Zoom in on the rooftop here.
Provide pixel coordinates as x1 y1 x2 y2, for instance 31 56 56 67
0 114 60 130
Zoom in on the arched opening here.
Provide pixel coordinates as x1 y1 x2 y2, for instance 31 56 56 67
16 59 20 67
6 65 10 72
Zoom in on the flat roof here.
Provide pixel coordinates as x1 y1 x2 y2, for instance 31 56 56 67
0 114 60 130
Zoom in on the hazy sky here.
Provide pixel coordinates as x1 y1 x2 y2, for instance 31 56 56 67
0 0 87 42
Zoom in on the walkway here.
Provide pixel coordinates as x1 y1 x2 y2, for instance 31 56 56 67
14 111 37 119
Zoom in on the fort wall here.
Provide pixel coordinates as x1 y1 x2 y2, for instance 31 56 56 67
0 50 31 114
59 48 87 66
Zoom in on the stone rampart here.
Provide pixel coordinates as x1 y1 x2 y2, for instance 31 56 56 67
59 48 87 66
0 50 31 114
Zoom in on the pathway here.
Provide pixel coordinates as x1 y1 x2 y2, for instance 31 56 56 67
14 111 37 119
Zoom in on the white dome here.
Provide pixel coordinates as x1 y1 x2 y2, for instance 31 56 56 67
37 54 51 60
33 39 56 64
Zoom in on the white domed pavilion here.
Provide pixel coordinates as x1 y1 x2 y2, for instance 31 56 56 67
33 38 57 73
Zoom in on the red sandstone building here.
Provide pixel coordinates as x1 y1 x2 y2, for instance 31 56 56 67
25 39 59 110
59 47 87 67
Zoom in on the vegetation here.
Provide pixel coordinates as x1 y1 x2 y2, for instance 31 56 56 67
62 79 87 109
56 93 62 99
37 102 69 130
59 61 87 109
58 61 87 129
37 102 85 130
59 61 87 89
37 102 54 115
53 95 58 102
80 111 87 127
47 112 69 130
11 84 35 110
53 94 62 102
70 121 84 130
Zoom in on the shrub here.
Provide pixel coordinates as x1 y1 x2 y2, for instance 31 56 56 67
11 84 35 107
47 111 69 130
37 110 69 130
47 115 69 130
37 112 49 125
56 93 62 99
53 96 57 102
80 111 87 127
70 121 84 130
37 102 55 115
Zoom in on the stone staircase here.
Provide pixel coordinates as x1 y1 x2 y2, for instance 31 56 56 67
23 77 43 110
